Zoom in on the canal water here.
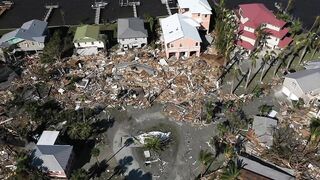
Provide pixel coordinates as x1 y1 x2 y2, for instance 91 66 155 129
0 0 319 29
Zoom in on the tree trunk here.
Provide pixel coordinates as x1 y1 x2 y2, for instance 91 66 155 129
260 63 266 82
298 46 308 64
310 47 319 61
230 78 234 94
245 68 252 89
286 55 295 70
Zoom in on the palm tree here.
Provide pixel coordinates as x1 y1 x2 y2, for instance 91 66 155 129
68 121 92 140
298 34 314 64
144 137 163 152
290 19 302 38
220 158 242 180
260 51 275 82
230 67 242 94
258 104 273 116
70 169 89 180
286 43 303 70
91 147 100 164
198 149 214 178
255 25 269 50
310 37 320 60
309 117 320 147
285 0 295 14
245 53 258 89
309 16 320 32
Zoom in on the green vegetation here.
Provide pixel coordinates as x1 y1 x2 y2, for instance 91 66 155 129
40 31 62 64
198 149 214 178
213 0 238 66
258 104 273 116
220 158 242 180
70 169 89 180
14 151 49 180
144 137 164 152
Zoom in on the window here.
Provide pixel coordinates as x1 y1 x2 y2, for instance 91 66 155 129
167 43 170 48
91 42 94 45
77 43 80 46
204 15 207 18
135 38 137 40
171 44 174 47
196 42 198 46
198 13 200 16
179 43 182 47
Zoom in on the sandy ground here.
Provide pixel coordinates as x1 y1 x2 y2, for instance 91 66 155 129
101 104 223 180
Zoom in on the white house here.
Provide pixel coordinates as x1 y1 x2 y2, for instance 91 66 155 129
282 68 320 104
160 13 202 59
117 18 148 50
73 25 105 55
177 0 212 32
32 131 73 179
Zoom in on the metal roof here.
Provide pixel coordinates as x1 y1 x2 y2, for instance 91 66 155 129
73 25 101 43
239 154 295 180
160 13 202 44
252 116 277 147
37 131 60 145
285 68 320 94
117 18 148 39
0 19 47 46
34 145 73 171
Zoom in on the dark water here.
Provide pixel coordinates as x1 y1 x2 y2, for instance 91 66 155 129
0 0 319 29
0 0 168 28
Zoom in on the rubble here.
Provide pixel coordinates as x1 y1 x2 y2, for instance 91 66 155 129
8 48 222 122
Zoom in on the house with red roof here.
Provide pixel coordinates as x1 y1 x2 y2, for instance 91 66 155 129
235 3 293 53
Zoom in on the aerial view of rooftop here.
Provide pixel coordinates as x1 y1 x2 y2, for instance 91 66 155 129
0 0 320 179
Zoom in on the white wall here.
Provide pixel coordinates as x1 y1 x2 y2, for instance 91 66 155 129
74 41 104 49
265 35 280 47
17 40 45 51
265 23 280 31
118 37 147 48
244 26 255 33
239 35 256 45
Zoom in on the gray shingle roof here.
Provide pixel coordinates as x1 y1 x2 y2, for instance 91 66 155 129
117 18 148 39
252 116 277 147
285 68 320 93
34 145 73 171
0 19 47 46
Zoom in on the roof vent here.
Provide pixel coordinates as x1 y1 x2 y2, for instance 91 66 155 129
169 31 173 34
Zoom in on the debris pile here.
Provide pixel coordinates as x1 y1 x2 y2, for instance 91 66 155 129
10 48 222 121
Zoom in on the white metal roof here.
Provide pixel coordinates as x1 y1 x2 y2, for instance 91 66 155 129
160 14 202 44
178 0 212 14
37 131 60 145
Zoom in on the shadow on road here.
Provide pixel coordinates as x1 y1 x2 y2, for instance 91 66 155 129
125 168 152 180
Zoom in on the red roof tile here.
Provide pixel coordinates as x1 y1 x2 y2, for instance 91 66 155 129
239 3 286 28
236 40 255 50
278 37 293 48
